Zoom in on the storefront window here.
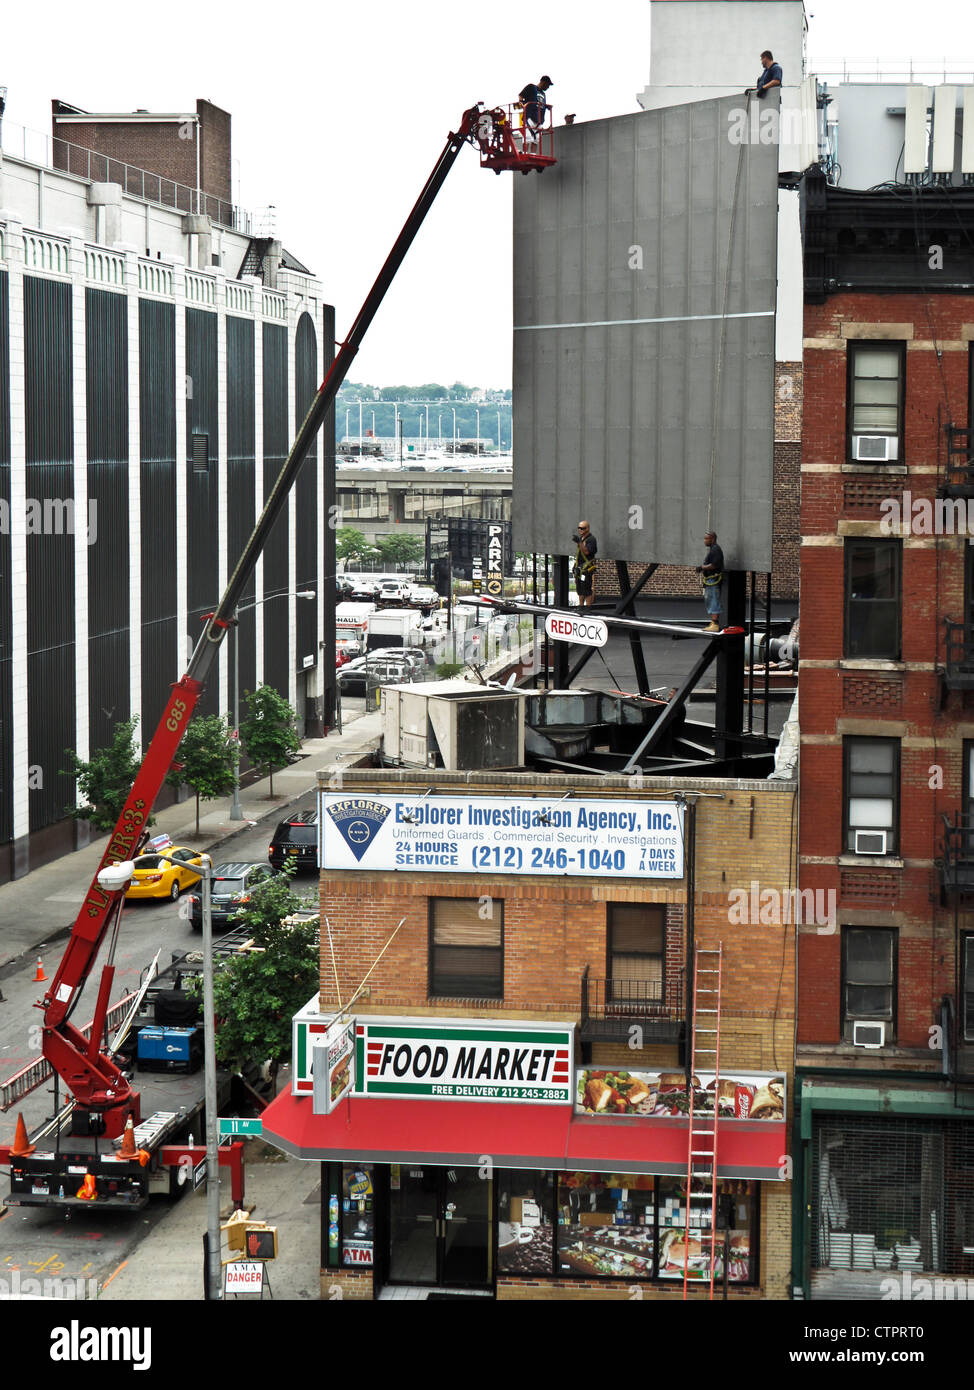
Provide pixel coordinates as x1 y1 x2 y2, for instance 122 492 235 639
656 1177 755 1283
342 1164 375 1268
497 1171 555 1274
557 1173 656 1279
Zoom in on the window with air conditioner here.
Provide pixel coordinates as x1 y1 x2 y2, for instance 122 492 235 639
842 927 896 1042
844 737 899 856
852 1020 886 1048
845 539 902 660
848 342 905 463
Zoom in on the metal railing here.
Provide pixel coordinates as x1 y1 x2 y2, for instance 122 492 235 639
942 425 974 496
813 58 974 84
0 118 253 233
944 621 974 689
939 814 974 894
580 968 685 1044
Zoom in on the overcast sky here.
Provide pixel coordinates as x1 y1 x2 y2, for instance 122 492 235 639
1 1 967 385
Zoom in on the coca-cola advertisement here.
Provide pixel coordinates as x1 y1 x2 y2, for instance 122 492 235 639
575 1068 786 1120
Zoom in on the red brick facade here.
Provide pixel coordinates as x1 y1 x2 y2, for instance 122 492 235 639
797 294 974 1061
51 98 231 202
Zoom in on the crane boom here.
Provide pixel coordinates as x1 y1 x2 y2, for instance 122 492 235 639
40 104 490 1132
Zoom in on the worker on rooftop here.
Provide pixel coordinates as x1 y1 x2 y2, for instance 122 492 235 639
748 50 782 98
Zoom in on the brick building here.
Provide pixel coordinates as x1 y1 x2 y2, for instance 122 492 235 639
794 168 974 1298
263 748 798 1301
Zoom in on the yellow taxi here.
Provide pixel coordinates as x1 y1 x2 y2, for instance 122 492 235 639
124 846 204 902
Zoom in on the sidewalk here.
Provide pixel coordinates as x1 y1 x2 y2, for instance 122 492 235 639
0 708 383 971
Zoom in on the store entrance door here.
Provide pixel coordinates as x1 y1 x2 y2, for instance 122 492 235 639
388 1166 492 1288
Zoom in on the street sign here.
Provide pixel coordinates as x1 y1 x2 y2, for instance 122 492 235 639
218 1117 263 1138
544 612 608 648
193 1158 207 1190
225 1261 264 1295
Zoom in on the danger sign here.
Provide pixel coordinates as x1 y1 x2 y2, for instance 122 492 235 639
225 1261 264 1294
544 613 608 648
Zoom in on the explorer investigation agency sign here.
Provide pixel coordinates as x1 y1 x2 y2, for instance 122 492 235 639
319 793 684 879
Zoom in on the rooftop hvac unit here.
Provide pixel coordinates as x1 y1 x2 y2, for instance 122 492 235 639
382 682 525 770
932 85 958 175
854 829 888 856
852 1021 886 1049
962 87 974 175
853 435 898 462
904 84 931 176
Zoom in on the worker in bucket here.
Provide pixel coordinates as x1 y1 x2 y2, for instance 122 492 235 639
519 75 553 146
696 530 724 631
572 520 597 608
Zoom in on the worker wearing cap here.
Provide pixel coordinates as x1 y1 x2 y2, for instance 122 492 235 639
519 75 553 144
573 520 597 608
695 530 724 631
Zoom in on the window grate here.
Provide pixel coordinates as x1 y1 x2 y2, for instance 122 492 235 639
192 432 209 473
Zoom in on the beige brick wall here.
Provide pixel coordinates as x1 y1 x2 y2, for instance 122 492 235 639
319 1268 373 1301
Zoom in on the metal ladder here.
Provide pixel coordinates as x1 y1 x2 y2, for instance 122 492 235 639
682 944 723 1301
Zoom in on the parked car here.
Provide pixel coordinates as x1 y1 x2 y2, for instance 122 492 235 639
124 846 204 902
337 656 416 695
268 808 319 873
187 861 275 933
368 646 427 674
377 579 409 603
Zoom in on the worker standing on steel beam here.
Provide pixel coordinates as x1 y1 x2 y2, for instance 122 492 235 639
573 520 597 608
696 530 724 631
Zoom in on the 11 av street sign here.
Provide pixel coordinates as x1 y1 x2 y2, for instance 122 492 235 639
218 1117 263 1138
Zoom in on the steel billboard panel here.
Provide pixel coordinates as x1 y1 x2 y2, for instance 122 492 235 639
513 97 778 572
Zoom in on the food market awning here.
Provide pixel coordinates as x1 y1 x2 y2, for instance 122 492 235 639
261 1090 788 1180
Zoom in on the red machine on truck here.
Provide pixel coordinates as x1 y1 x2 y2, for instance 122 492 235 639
0 101 554 1208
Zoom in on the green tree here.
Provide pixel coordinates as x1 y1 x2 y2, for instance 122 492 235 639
62 717 146 833
376 533 424 568
336 526 376 570
210 866 318 1090
239 685 300 798
165 714 237 836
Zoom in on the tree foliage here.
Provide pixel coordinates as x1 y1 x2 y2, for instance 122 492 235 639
165 714 237 836
62 717 146 832
336 526 376 569
376 533 424 568
238 684 300 797
211 866 318 1087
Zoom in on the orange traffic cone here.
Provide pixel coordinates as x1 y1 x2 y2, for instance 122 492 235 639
10 1112 35 1157
76 1173 97 1201
116 1114 137 1161
33 957 46 982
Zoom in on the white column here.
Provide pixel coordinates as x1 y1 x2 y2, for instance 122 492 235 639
215 268 229 716
253 304 264 683
7 218 29 841
316 296 326 667
123 250 142 739
69 237 89 767
173 265 188 671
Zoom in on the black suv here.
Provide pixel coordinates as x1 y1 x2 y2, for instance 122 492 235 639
188 862 274 932
267 808 319 873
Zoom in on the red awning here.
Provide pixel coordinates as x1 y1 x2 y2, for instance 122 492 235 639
261 1089 787 1180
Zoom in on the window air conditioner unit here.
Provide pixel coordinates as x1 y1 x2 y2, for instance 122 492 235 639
854 829 888 856
852 1020 886 1049
853 434 899 462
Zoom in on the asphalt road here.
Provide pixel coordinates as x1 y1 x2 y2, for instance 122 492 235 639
0 794 320 1299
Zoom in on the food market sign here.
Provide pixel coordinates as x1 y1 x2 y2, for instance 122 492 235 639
355 1017 574 1104
319 793 684 880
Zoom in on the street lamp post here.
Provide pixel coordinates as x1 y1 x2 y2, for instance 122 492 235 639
229 590 315 821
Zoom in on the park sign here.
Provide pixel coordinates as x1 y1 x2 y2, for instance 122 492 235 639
319 792 684 880
354 1016 574 1104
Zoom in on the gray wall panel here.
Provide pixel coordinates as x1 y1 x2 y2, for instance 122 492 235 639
513 97 778 571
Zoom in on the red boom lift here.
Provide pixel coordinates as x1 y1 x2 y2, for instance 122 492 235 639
0 102 554 1203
